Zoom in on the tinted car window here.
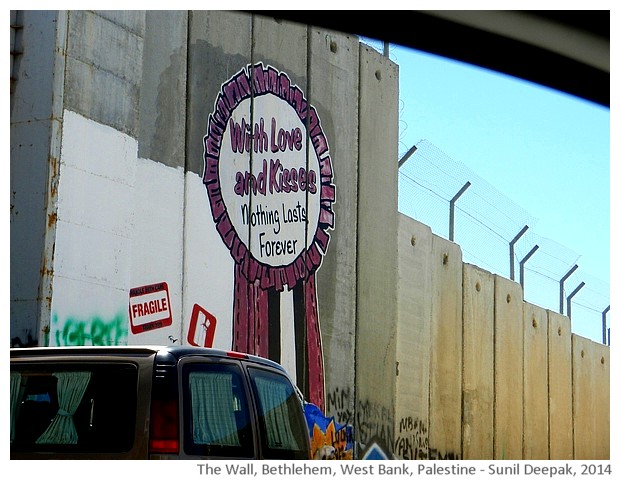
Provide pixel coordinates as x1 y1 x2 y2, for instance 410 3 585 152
10 363 137 454
182 363 254 458
247 367 309 459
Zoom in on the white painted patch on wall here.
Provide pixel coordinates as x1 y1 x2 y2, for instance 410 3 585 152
51 110 138 346
127 156 184 345
50 109 299 359
182 171 235 349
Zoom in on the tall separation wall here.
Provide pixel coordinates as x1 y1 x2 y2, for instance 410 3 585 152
396 214 610 460
10 10 399 458
10 10 608 459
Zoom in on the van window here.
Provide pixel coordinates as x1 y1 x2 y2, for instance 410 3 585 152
182 363 254 458
10 363 137 454
247 368 309 459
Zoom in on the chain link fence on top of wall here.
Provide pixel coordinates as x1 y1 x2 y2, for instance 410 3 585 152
398 139 610 345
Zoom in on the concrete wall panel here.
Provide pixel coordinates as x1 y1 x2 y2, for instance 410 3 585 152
573 335 610 459
356 44 399 453
396 215 432 459
523 302 549 459
429 235 463 459
573 334 595 459
494 275 524 459
185 11 252 175
96 10 146 35
64 11 144 137
249 16 312 395
127 158 186 346
309 28 359 426
51 110 186 347
252 15 308 87
10 10 59 122
182 11 252 355
548 311 574 459
50 111 136 346
10 11 66 346
138 11 188 168
462 263 494 460
593 342 610 459
10 119 55 343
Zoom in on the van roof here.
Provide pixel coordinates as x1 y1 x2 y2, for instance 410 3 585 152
10 345 286 371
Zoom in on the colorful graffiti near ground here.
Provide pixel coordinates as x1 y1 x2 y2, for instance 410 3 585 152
305 402 354 460
203 62 336 410
51 312 128 346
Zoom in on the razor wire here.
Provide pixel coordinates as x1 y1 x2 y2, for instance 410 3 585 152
398 139 610 345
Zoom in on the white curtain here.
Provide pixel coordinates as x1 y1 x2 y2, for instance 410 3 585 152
10 372 22 443
189 372 240 446
253 376 299 450
36 371 91 445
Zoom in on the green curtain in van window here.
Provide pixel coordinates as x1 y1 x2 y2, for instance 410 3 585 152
253 376 300 450
10 372 22 443
189 372 241 446
36 371 91 445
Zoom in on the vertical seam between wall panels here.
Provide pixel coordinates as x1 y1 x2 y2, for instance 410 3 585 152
39 10 70 345
570 335 575 459
248 15 255 274
492 276 497 459
546 313 551 459
460 267 465 459
181 9 191 334
304 23 311 388
353 43 362 460
522 302 525 459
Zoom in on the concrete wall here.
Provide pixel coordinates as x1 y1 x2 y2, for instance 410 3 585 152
10 10 609 460
396 214 610 460
462 263 494 459
10 10 66 347
355 44 399 454
10 10 397 457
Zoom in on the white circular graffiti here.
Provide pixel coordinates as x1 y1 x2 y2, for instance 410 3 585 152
220 94 321 267
203 62 335 290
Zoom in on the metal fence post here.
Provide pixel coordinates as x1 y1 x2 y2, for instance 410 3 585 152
519 245 539 290
449 181 471 242
567 282 586 319
509 225 529 281
559 264 579 315
602 305 610 345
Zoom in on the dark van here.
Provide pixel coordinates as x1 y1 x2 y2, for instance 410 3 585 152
10 345 311 460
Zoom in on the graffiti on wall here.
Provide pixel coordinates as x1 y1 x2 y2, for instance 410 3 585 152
395 416 430 460
305 402 354 459
203 62 336 410
356 399 394 452
355 398 459 460
327 386 354 425
187 303 217 347
10 331 39 348
51 312 128 346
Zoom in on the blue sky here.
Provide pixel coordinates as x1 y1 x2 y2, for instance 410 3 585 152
362 39 611 343
394 45 610 276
